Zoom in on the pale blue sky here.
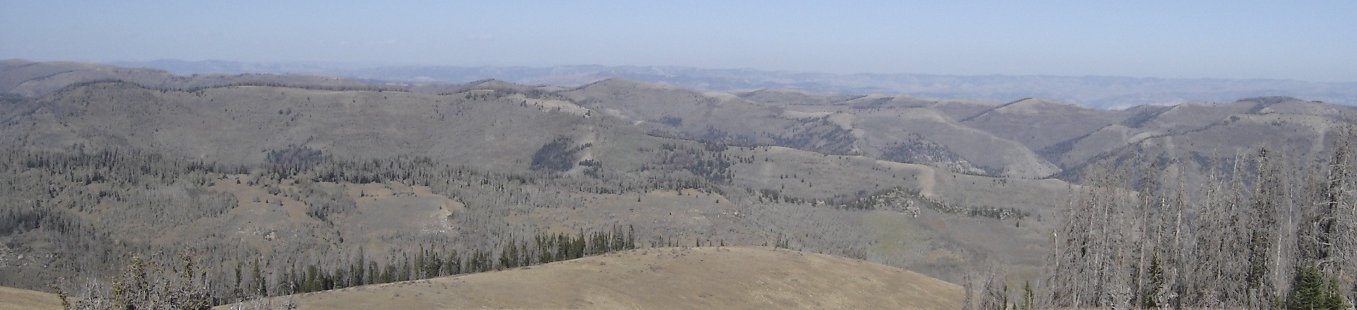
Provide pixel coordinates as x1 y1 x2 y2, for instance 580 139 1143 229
3 1 1355 82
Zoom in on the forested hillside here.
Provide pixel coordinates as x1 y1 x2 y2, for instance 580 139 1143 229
0 60 1354 309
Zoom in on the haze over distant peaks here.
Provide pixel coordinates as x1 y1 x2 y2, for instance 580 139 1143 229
111 59 1357 109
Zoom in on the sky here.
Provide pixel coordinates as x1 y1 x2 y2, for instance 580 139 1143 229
2 1 1355 82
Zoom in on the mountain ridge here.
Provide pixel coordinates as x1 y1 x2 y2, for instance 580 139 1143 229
104 58 1357 109
6 60 1355 180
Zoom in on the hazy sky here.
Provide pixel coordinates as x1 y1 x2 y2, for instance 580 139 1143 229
3 1 1355 82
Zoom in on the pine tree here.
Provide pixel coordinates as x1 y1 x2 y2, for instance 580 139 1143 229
1287 264 1349 310
1142 252 1163 308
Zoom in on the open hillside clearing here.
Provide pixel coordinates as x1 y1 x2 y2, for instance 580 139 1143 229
226 246 961 310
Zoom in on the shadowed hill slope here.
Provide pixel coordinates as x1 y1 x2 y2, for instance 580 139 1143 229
233 247 962 310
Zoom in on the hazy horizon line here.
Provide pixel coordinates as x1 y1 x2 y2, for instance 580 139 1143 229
88 58 1356 85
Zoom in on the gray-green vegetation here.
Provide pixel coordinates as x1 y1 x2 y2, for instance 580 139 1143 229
2 60 1355 309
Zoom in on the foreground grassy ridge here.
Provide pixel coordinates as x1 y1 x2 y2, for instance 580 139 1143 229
0 286 61 310
231 246 961 310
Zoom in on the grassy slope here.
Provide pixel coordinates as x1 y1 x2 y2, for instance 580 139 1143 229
232 246 961 310
0 286 61 310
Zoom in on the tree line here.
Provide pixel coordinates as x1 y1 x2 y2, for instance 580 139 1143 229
51 224 641 309
274 224 637 296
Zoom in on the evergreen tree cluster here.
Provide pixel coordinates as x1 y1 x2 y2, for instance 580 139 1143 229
648 143 737 184
530 137 584 173
275 224 637 296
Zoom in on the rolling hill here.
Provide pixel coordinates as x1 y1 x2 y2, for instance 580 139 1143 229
0 61 1071 295
2 60 1354 308
11 59 1352 181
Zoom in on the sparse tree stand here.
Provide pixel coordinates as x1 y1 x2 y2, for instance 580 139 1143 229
57 255 214 310
1047 134 1357 309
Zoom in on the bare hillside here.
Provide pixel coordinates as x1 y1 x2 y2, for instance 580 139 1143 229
233 247 961 310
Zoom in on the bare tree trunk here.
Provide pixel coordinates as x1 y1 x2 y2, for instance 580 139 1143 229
979 263 1009 310
963 271 974 310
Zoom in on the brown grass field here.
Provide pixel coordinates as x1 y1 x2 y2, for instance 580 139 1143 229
0 286 61 310
227 246 962 309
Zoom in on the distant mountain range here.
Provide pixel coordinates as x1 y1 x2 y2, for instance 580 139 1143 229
7 59 1355 181
112 59 1357 109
